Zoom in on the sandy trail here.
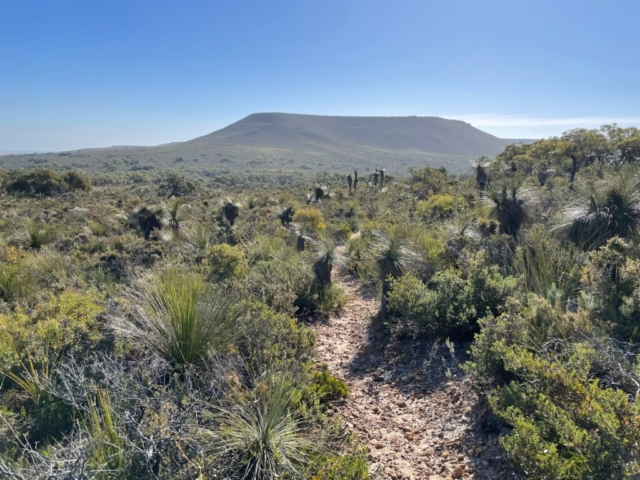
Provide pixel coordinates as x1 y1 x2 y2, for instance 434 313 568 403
312 266 518 480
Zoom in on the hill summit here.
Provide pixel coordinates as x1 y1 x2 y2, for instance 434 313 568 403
0 113 510 174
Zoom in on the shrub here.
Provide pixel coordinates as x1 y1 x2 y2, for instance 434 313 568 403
236 301 315 373
203 243 249 281
416 194 466 220
88 220 108 237
579 237 640 339
489 343 640 479
309 364 349 402
157 171 197 198
293 207 326 233
63 170 92 191
388 254 517 339
6 169 68 197
466 294 593 392
0 290 105 369
248 250 319 315
0 262 37 303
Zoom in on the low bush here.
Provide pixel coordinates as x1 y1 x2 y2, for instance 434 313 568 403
5 169 91 197
309 364 349 402
388 254 517 339
203 243 249 281
489 343 640 479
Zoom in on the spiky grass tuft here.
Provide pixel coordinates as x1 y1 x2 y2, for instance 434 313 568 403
115 268 239 366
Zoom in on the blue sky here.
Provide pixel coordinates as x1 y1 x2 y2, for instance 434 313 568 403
2 0 640 151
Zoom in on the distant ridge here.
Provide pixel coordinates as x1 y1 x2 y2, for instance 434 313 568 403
188 113 508 158
0 113 511 174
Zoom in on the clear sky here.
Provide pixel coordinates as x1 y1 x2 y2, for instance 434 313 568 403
2 0 640 151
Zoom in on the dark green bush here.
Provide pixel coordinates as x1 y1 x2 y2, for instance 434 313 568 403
5 168 91 197
489 343 640 479
309 364 349 402
388 254 517 339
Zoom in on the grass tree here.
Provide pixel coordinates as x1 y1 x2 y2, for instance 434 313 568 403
485 180 527 236
116 269 239 366
278 205 295 227
222 199 241 226
130 206 164 240
373 230 419 318
311 237 343 290
473 157 491 191
560 175 640 250
292 223 311 252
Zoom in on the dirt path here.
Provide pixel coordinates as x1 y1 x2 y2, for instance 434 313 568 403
312 269 519 480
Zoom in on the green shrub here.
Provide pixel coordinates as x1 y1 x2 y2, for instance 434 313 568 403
466 294 593 392
6 169 68 197
388 254 517 339
416 193 466 220
236 300 315 373
0 290 105 369
309 364 349 402
203 243 249 281
306 448 370 480
0 262 37 303
489 343 640 479
64 170 92 191
248 250 321 315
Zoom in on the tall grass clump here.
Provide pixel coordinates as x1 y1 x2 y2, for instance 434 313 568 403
205 381 314 480
27 223 56 249
511 225 583 309
87 389 130 479
116 269 239 366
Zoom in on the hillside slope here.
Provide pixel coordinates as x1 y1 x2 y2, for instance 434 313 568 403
0 113 509 175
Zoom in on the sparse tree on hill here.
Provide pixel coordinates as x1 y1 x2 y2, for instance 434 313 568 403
158 172 197 199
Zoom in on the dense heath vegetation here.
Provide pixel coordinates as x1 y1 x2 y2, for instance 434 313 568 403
2 124 640 479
